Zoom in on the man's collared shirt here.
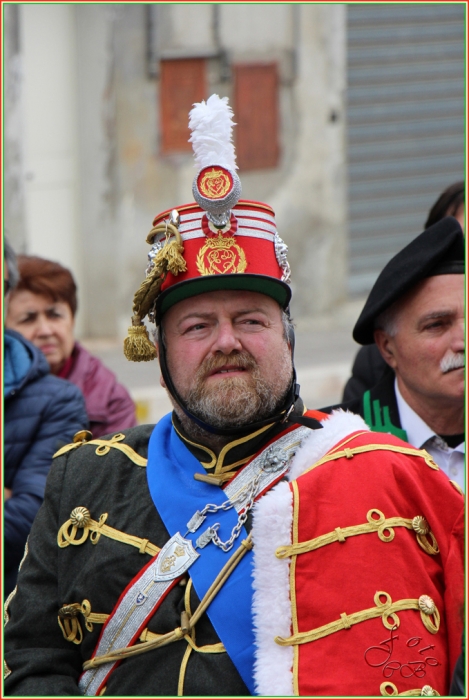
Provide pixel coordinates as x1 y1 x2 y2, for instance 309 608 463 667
395 379 465 492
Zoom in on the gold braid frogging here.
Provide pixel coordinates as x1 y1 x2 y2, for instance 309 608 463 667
380 681 440 696
57 511 160 557
275 509 439 559
53 433 147 467
275 590 440 646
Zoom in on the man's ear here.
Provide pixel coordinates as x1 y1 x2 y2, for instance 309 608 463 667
159 373 166 389
374 329 398 370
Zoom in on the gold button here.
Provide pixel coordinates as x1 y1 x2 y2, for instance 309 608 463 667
58 604 79 619
412 515 430 535
73 430 93 443
418 595 435 615
70 506 91 528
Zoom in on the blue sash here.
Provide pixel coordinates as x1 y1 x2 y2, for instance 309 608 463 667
147 414 255 693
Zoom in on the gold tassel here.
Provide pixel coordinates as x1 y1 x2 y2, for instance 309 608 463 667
124 219 187 363
149 240 186 276
123 323 157 362
131 238 187 322
162 240 187 275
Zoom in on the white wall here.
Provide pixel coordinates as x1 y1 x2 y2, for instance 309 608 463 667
19 4 85 333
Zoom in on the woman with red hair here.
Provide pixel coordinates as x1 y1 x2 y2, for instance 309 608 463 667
6 256 137 438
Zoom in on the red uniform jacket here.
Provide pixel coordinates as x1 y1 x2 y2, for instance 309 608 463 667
252 410 464 697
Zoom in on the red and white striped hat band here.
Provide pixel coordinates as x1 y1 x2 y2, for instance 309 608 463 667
150 199 292 317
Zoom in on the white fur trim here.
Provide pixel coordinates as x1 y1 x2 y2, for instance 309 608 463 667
251 410 369 695
288 409 369 482
252 481 294 696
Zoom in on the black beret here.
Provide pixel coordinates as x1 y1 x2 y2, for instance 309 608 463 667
353 216 465 345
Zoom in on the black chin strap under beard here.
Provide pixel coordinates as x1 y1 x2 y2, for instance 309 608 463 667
157 332 322 436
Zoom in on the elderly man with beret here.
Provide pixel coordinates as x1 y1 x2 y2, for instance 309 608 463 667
4 97 464 697
337 219 465 493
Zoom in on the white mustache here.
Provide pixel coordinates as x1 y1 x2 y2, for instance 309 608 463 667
440 353 465 373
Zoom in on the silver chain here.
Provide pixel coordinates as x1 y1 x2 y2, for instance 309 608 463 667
188 447 290 552
206 472 262 552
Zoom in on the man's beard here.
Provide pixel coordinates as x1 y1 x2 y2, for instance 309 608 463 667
174 350 293 432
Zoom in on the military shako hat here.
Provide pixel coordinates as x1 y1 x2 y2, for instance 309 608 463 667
353 216 465 345
123 94 292 363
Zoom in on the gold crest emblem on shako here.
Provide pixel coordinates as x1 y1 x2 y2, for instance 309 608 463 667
198 167 233 199
196 234 247 276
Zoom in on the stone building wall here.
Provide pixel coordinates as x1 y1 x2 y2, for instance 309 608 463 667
3 4 347 337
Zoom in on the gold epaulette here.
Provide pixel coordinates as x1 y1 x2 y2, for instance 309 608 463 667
53 431 147 467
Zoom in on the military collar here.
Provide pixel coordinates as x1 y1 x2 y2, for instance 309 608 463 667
172 399 306 480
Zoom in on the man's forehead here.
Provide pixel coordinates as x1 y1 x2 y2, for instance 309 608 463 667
401 273 464 314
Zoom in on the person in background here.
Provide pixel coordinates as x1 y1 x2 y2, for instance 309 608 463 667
333 217 465 491
342 180 465 403
425 180 465 230
6 256 137 439
4 240 88 598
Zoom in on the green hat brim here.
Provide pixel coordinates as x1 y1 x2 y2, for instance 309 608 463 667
156 274 291 323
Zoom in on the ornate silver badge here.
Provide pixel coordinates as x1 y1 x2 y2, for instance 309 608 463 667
153 532 199 582
274 231 291 284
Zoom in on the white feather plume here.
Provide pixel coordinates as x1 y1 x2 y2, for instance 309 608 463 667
189 94 238 171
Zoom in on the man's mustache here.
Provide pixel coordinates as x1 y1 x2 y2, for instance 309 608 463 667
198 352 257 378
440 352 465 373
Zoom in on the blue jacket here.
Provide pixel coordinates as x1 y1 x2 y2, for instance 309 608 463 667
4 330 88 596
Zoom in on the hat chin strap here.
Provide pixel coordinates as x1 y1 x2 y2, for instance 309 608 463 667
157 334 301 437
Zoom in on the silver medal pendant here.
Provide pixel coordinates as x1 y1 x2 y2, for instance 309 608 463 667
153 532 199 582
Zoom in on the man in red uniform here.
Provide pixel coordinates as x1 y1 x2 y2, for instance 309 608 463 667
4 96 464 697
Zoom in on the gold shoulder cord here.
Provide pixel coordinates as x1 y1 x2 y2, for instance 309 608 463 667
303 442 439 475
57 507 160 557
81 535 252 674
53 433 147 468
137 578 226 696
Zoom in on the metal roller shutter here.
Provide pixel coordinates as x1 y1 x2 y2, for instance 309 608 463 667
346 3 466 296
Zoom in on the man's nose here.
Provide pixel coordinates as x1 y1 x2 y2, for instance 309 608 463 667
211 321 243 355
451 318 465 352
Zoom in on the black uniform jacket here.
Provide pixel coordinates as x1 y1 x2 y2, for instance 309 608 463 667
4 407 308 697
